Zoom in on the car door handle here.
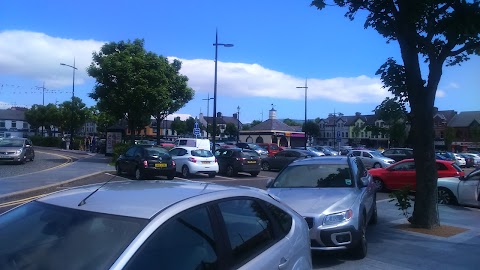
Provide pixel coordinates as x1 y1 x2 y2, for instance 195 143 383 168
278 257 289 269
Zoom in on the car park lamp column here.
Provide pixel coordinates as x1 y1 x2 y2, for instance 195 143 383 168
212 29 233 153
237 106 240 142
60 58 78 150
296 79 308 150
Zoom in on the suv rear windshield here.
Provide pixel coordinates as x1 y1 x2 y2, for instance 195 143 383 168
240 151 259 158
272 164 353 188
191 149 213 157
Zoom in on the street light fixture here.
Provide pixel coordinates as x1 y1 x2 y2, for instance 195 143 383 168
60 58 78 150
202 94 214 138
237 106 240 142
212 29 233 153
296 79 308 150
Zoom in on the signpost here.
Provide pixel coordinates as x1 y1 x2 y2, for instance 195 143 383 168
193 122 201 138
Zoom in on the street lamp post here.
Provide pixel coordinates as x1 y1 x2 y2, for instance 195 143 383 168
296 79 308 150
212 29 233 153
237 106 240 142
202 94 214 138
60 58 78 150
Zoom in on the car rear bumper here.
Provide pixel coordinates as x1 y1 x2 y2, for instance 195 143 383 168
189 162 219 174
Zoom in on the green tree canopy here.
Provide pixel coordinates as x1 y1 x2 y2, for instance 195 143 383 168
283 118 300 126
303 120 320 138
57 97 89 136
311 0 480 228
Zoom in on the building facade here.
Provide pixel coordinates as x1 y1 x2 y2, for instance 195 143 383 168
0 108 33 138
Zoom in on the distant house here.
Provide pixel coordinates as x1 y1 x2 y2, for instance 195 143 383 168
0 107 33 138
433 108 457 150
448 111 480 151
199 112 243 140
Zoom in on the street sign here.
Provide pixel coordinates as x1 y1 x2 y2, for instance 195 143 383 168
193 122 201 137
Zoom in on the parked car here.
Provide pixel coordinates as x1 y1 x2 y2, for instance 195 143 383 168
214 148 261 177
381 148 414 162
257 143 281 157
339 146 353 155
261 149 317 171
292 146 326 156
0 180 312 270
348 149 395 168
0 137 35 164
236 142 269 157
369 159 465 191
267 156 377 259
115 145 176 180
458 153 475 168
437 168 480 207
463 153 480 167
311 146 339 156
174 138 211 150
169 146 219 178
453 153 467 167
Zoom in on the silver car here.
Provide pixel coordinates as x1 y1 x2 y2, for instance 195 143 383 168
267 156 377 259
438 168 480 207
0 180 312 270
348 149 395 168
0 137 35 164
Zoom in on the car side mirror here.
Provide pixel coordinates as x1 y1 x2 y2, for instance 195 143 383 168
459 176 465 181
359 176 369 188
266 178 274 188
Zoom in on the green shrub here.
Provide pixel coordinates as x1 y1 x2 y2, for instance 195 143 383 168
389 185 413 221
112 143 131 163
30 136 63 147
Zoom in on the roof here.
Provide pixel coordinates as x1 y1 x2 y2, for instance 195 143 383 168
448 111 480 127
204 116 243 126
250 119 297 131
37 180 264 219
434 110 457 122
0 109 25 121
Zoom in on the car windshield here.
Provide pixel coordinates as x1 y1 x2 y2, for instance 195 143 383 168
0 201 147 270
272 164 354 188
0 139 24 147
370 151 384 157
191 149 213 157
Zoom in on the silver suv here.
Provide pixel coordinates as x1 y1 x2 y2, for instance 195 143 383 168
267 156 377 259
0 180 312 269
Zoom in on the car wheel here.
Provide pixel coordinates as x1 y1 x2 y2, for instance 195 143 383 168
181 165 190 178
135 168 144 180
208 173 216 178
116 164 122 175
226 165 237 177
261 162 270 171
438 187 457 205
369 201 378 225
351 215 368 259
373 162 382 168
166 172 175 180
373 178 385 192
250 172 259 177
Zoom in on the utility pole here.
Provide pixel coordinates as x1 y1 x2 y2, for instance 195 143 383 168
36 82 46 137
296 79 308 149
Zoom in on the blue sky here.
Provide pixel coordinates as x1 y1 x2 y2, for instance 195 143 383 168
1 0 479 123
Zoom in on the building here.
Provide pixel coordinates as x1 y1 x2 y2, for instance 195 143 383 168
239 108 305 147
0 108 33 138
198 112 243 140
433 108 457 150
448 111 480 151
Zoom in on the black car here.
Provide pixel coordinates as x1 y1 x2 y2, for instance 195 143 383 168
261 149 317 171
214 148 261 177
116 145 176 180
381 148 414 162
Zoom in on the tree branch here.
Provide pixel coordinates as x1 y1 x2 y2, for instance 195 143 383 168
449 40 480 57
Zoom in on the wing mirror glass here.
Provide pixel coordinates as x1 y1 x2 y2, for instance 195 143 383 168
359 176 369 187
266 178 274 188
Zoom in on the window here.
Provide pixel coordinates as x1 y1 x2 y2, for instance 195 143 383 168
11 121 17 128
125 147 137 157
125 206 218 270
393 161 415 171
23 122 28 129
362 152 372 158
265 203 292 236
436 162 448 171
218 199 274 266
0 120 5 128
351 151 361 157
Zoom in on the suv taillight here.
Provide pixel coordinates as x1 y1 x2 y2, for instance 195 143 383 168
143 160 148 168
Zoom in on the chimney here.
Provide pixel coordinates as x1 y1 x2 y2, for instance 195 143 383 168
355 112 361 117
269 108 277 119
433 107 439 115
233 113 238 119
217 112 222 118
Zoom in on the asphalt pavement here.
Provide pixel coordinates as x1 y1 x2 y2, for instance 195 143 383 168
0 148 479 269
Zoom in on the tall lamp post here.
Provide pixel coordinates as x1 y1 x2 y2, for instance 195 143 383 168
202 94 214 138
296 79 308 150
212 30 233 153
237 106 240 142
60 58 77 150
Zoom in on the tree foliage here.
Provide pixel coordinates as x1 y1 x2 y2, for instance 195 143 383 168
303 120 320 138
224 123 238 137
57 97 89 135
311 0 480 228
283 118 300 126
367 97 408 146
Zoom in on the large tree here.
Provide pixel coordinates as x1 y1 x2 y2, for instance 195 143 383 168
311 0 480 228
25 103 60 136
57 97 89 136
88 39 181 143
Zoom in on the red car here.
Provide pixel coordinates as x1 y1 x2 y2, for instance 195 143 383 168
369 159 465 191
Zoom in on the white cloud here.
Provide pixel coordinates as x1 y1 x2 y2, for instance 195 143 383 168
0 30 390 105
436 90 446 98
0 30 105 88
446 82 460 89
170 57 391 104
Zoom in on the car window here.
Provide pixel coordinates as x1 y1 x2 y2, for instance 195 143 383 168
134 147 144 157
169 148 180 156
272 164 353 188
383 149 393 155
0 139 25 147
275 151 287 157
362 152 372 158
467 170 480 180
125 206 217 270
352 151 361 157
451 163 463 172
191 149 213 157
240 151 259 158
144 148 170 159
218 199 274 267
436 162 448 171
392 161 415 171
125 147 136 157
355 157 368 178
290 151 301 158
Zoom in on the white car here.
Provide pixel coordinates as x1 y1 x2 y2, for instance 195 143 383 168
453 153 467 167
169 146 219 178
438 168 480 207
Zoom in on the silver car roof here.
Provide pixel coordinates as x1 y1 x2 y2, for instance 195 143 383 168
36 180 265 219
291 156 350 165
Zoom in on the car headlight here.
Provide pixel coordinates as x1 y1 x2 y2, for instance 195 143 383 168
323 210 353 226
15 149 23 155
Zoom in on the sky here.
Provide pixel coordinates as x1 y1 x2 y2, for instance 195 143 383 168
0 0 479 123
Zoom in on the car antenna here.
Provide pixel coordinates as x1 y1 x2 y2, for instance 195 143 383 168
78 174 117 207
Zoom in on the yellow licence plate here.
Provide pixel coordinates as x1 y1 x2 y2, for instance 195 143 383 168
201 161 210 164
155 163 167 168
247 161 256 164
